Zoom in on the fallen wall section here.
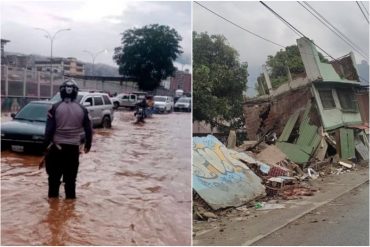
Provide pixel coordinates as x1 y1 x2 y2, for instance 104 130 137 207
193 135 265 210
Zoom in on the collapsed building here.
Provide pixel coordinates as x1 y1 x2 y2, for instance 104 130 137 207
193 37 368 214
244 37 369 165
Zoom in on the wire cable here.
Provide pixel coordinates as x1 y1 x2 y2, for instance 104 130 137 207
260 1 337 61
260 1 369 84
299 1 368 60
194 1 285 48
356 1 369 23
360 1 369 15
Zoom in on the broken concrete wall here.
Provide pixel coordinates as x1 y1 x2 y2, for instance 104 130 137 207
193 135 265 210
330 52 360 82
244 86 312 140
297 37 360 84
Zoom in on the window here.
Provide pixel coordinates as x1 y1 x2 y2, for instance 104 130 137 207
94 96 103 106
102 95 112 105
130 95 136 100
84 97 93 106
318 89 336 109
121 95 128 100
336 88 358 112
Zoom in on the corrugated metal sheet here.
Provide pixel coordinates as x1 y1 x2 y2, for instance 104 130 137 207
193 135 265 210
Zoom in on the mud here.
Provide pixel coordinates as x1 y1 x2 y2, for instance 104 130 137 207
1 111 191 245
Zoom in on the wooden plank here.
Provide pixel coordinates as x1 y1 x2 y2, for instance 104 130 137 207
278 111 300 142
276 142 311 164
313 138 328 161
339 128 355 160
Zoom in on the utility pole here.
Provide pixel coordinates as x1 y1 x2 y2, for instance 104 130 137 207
35 28 71 97
83 49 107 76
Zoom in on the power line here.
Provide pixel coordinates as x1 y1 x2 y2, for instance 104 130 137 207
360 1 369 15
298 1 368 60
260 1 370 84
259 1 304 37
356 1 369 23
194 1 285 48
259 1 338 61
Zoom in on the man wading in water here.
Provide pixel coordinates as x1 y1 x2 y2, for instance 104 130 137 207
44 79 93 199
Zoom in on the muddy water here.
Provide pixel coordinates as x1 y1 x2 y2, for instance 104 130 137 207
1 111 191 245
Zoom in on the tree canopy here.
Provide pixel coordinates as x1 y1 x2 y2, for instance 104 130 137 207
113 24 183 91
193 32 248 130
256 45 329 95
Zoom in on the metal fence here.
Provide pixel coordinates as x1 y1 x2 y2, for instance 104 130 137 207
1 65 174 112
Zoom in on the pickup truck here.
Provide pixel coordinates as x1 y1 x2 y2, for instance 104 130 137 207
111 93 147 110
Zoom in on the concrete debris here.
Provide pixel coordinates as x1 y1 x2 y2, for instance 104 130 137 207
226 130 236 149
338 161 353 169
256 145 287 165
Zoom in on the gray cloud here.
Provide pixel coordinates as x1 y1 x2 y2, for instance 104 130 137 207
1 1 191 70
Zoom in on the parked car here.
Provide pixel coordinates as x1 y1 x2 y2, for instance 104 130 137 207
174 97 191 112
111 92 147 110
1 101 52 153
153 96 174 113
51 91 114 128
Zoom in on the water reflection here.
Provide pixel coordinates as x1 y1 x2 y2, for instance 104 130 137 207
1 111 191 245
44 199 76 246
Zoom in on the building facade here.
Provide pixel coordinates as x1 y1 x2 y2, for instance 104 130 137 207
169 70 191 94
35 57 85 76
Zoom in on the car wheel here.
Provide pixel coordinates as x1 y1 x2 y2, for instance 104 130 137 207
113 102 119 109
102 116 112 128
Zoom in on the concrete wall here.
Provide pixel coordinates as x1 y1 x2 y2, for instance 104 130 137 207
311 83 363 130
243 87 312 140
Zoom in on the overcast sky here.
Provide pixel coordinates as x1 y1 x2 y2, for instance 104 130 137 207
1 0 191 70
194 1 369 96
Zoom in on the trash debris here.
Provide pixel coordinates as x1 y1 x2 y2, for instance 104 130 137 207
338 161 353 169
256 203 285 211
307 168 319 179
268 165 291 177
255 202 263 209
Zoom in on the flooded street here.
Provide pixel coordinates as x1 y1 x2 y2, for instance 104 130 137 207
1 111 191 245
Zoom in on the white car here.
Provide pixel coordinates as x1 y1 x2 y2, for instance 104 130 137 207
174 97 191 112
51 91 114 128
153 96 174 113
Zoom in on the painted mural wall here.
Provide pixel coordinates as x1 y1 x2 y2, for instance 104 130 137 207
193 135 265 210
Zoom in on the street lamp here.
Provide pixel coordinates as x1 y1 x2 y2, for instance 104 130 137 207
83 49 107 76
35 27 71 97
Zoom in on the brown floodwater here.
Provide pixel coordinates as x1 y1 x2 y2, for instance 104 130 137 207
1 111 191 245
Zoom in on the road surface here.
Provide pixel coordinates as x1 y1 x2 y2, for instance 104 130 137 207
253 182 369 246
1 110 191 245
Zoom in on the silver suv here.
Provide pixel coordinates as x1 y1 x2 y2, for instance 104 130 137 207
51 91 114 128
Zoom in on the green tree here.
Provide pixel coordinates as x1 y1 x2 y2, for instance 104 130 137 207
193 32 248 130
256 45 329 95
113 24 183 91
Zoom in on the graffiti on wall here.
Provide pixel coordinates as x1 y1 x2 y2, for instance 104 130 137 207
193 135 265 210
